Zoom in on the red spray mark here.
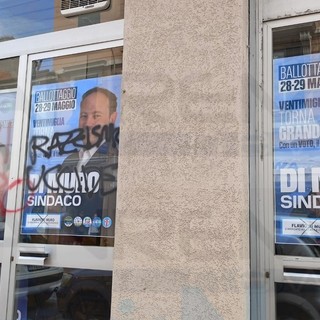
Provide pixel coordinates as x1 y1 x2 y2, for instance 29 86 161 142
0 177 34 215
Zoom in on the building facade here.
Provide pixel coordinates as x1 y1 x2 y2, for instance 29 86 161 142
0 0 320 319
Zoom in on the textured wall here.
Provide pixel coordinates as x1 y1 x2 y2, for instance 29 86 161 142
112 0 249 319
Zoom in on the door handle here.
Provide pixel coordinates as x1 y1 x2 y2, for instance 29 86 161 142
281 267 320 284
17 245 49 265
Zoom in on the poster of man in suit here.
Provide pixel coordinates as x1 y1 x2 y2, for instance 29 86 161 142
21 75 121 245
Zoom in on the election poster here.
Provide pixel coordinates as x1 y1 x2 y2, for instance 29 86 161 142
20 75 121 241
274 53 320 245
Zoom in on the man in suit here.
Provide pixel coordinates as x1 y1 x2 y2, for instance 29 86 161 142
57 87 119 245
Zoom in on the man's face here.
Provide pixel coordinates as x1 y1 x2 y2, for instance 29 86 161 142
79 91 115 146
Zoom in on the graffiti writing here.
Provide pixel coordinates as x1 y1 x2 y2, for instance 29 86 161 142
26 163 117 197
29 124 115 165
0 124 119 215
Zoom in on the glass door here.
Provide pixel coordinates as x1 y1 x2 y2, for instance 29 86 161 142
0 56 27 320
4 41 123 320
262 14 320 320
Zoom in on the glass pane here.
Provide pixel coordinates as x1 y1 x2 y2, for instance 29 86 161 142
0 57 19 240
15 265 111 320
276 282 320 319
0 0 124 41
20 48 122 246
273 22 320 257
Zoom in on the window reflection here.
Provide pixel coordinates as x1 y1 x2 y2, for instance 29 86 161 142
0 57 18 240
0 0 124 41
15 265 112 320
276 282 320 319
31 47 122 85
274 21 320 58
0 58 19 90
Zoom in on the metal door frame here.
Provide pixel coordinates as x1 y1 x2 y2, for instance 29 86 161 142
251 10 320 320
0 19 124 320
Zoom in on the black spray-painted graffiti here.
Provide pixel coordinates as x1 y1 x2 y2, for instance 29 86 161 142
27 124 119 198
29 124 116 165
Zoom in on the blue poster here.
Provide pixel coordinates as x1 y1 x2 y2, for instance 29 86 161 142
274 53 320 244
21 75 121 242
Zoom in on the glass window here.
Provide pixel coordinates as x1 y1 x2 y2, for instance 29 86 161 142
276 282 320 319
15 265 112 320
0 57 18 240
20 48 122 246
273 22 320 257
0 0 124 41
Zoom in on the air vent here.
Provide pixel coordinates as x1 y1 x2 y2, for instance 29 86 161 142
61 0 111 17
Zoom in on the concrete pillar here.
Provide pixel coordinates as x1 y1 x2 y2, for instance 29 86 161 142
113 0 249 319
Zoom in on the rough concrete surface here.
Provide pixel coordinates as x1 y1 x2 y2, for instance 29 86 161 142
112 0 249 319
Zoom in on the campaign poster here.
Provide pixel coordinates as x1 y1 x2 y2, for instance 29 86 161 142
20 75 121 240
274 53 320 245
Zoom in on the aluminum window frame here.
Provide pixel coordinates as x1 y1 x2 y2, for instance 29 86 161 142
0 19 124 320
251 10 320 320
